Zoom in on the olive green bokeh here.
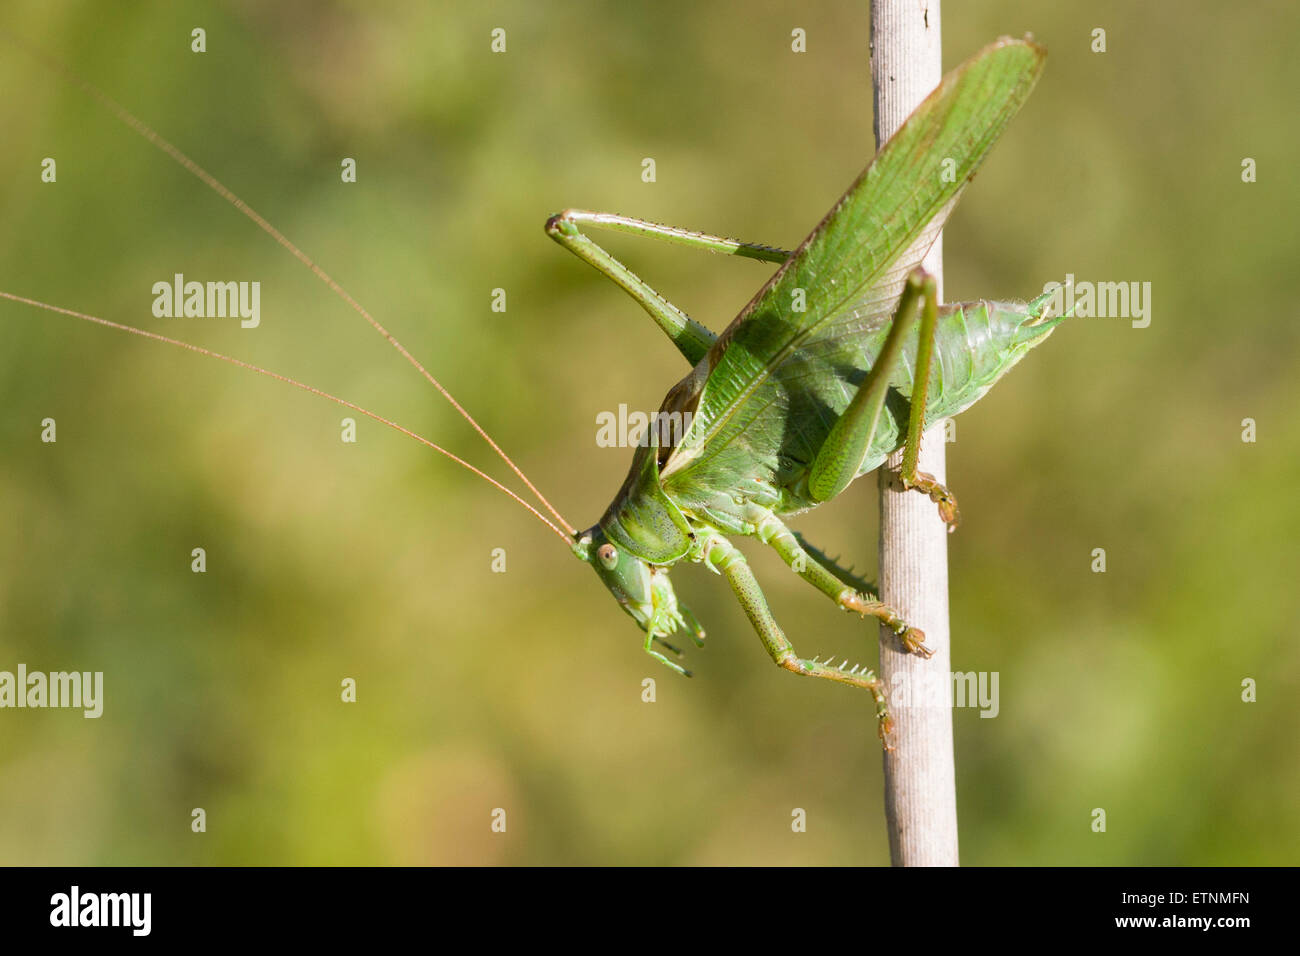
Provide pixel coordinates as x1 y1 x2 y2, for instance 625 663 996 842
0 1 1296 864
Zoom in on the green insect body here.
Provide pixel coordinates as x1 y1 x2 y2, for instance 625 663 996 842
560 37 1058 744
2 32 1057 750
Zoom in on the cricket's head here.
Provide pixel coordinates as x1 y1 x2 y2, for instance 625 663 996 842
573 525 701 648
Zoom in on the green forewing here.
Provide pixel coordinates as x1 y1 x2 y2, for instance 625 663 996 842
660 38 1046 500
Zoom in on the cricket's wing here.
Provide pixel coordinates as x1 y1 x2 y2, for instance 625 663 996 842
661 37 1046 496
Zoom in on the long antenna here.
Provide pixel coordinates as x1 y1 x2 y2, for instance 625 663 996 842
0 290 576 547
1 29 578 538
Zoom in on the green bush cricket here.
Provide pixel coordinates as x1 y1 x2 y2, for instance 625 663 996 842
553 36 1057 746
2 35 1059 749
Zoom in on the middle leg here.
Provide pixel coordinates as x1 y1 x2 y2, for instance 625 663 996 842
698 533 897 746
751 510 933 659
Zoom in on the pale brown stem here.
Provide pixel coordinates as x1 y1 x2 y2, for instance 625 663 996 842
870 0 959 867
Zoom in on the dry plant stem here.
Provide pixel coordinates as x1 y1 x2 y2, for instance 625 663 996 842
870 0 960 866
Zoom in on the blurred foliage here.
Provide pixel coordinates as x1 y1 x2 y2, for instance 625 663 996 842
0 1 1296 865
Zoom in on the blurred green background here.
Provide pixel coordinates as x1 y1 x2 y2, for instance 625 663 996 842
1 1 1296 865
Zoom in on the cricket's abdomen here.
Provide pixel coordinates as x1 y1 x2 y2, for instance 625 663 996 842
665 298 1056 528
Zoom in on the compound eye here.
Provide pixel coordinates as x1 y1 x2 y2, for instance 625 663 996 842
597 543 618 569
